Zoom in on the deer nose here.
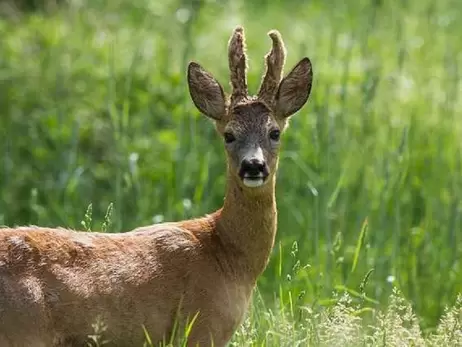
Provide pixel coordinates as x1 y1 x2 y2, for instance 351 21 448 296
241 158 266 176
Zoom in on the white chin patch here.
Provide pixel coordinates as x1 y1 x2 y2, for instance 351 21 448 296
243 178 265 188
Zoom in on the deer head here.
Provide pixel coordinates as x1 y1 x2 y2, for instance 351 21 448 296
188 26 313 190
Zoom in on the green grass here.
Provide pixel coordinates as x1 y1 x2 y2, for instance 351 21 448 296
0 0 461 344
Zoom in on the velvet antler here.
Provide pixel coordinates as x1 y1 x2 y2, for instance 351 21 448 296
257 30 286 105
228 26 248 105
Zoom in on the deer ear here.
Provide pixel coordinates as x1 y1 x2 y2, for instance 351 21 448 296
275 57 313 119
188 62 226 120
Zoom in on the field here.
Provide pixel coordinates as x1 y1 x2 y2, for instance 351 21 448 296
0 0 461 345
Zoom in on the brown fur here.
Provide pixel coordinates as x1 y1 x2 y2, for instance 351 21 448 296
0 27 313 347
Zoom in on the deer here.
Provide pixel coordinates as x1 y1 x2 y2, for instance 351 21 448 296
0 26 313 347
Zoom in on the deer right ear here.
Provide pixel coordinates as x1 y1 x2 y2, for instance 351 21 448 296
274 57 313 119
188 62 226 120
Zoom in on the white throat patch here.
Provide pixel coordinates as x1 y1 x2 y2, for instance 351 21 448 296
243 178 265 188
242 172 266 188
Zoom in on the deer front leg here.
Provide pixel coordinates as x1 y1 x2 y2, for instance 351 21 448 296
184 318 232 347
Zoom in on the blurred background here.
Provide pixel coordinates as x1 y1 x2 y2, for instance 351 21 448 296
0 0 461 330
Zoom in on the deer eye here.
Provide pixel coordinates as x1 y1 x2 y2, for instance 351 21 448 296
224 132 236 144
269 129 280 141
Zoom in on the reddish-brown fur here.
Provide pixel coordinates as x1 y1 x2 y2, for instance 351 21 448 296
0 26 313 347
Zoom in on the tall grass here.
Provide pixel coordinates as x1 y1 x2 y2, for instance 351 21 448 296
0 0 461 339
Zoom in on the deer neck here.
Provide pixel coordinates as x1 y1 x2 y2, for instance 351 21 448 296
215 170 277 281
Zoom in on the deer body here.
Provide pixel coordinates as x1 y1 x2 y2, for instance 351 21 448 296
0 219 254 346
0 27 312 347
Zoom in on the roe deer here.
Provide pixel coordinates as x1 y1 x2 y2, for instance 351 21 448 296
0 26 313 347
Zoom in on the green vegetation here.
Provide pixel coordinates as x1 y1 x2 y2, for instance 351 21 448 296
0 0 461 344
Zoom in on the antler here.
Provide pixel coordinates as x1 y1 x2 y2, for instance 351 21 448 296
228 26 248 104
257 30 286 105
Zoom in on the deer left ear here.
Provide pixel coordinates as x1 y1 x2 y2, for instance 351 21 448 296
188 62 226 120
274 57 313 119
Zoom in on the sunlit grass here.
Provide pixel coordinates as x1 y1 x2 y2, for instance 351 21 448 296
230 289 462 346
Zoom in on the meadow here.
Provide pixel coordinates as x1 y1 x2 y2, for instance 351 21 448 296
0 0 461 345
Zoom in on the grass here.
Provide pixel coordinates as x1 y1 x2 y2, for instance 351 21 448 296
230 289 462 346
0 0 461 344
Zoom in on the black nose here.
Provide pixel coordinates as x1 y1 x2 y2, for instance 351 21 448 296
241 158 266 176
